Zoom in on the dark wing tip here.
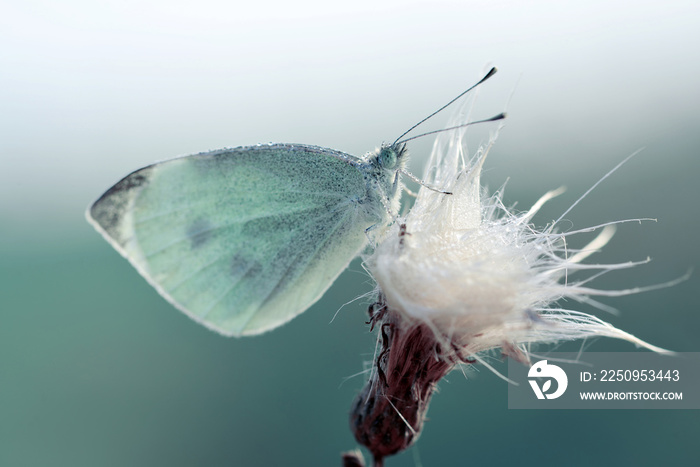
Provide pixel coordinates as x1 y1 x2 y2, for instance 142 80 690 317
87 166 153 245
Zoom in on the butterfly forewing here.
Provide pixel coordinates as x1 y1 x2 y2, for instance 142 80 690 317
88 144 372 336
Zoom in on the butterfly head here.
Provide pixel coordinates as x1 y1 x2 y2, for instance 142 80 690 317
376 143 408 171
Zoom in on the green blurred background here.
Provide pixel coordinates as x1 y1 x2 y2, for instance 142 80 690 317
2 1 698 466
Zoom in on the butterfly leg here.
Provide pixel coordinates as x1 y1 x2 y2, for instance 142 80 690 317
364 223 381 247
402 184 418 198
374 182 398 221
399 168 452 195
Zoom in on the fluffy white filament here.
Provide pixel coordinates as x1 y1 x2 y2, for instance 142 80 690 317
368 118 672 362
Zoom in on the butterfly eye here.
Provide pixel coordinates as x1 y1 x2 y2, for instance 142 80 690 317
379 148 397 169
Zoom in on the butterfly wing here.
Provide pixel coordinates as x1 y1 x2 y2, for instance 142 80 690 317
87 144 373 336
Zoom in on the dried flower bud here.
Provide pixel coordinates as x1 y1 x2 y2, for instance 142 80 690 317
347 108 682 464
350 296 458 464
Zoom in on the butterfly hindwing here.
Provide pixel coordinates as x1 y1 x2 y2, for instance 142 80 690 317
88 144 374 336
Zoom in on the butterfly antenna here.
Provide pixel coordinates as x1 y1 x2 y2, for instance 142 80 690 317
391 67 498 146
395 112 506 145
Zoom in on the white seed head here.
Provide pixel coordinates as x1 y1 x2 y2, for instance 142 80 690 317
368 119 672 361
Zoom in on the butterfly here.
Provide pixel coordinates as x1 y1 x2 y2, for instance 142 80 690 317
87 67 502 337
87 142 408 336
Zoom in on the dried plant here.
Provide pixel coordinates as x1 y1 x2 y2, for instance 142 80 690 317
345 109 682 466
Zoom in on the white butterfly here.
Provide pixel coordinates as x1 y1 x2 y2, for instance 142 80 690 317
87 68 502 337
87 143 407 336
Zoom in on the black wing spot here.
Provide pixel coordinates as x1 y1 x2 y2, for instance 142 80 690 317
230 253 249 277
230 253 263 281
245 261 263 279
187 218 213 249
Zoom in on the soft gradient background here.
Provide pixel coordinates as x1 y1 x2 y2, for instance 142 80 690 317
2 1 698 466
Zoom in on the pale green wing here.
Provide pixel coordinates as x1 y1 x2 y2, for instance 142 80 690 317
87 144 373 336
